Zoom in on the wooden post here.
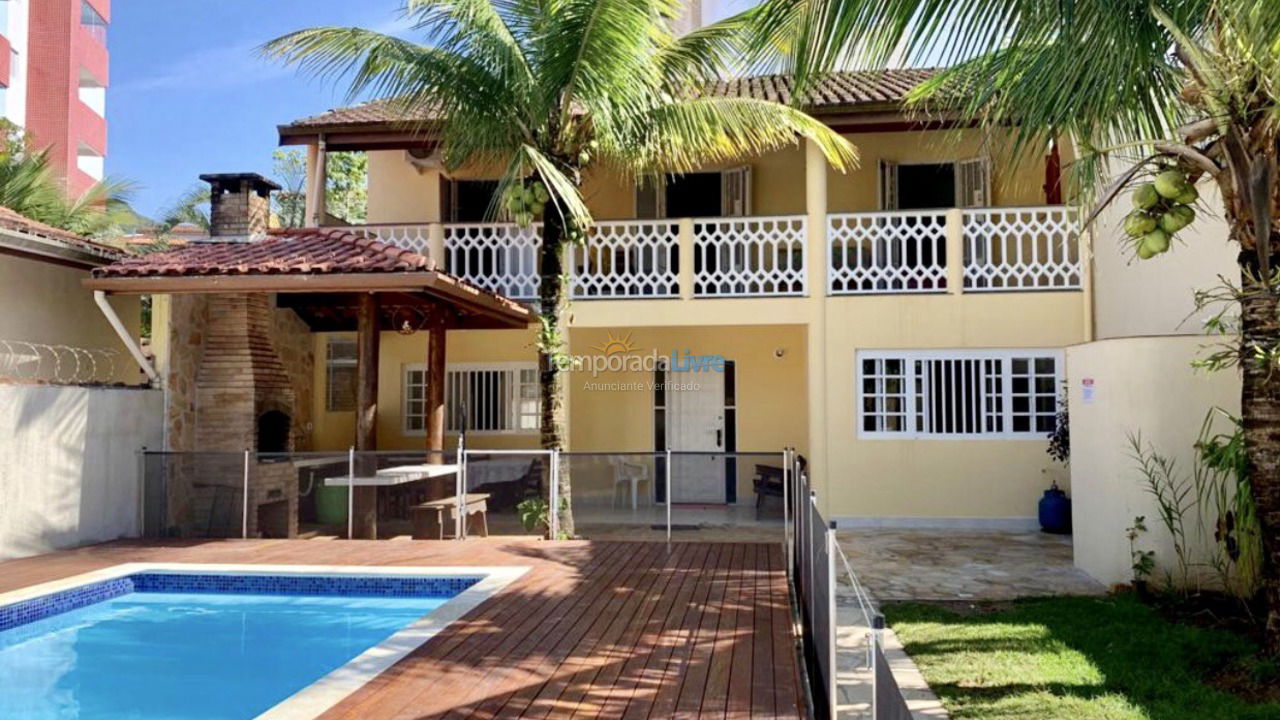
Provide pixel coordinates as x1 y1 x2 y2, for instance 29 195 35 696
426 317 447 469
353 292 380 539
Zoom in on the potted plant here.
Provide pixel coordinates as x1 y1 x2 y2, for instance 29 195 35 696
1039 386 1073 533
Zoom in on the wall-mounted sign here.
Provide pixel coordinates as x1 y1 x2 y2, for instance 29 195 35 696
1081 377 1096 404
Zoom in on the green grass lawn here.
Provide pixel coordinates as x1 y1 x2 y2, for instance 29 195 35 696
885 595 1280 720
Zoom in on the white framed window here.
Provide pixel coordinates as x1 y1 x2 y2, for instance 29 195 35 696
325 337 357 412
403 362 539 434
857 349 1062 439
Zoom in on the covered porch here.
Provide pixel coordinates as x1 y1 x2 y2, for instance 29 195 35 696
85 179 532 541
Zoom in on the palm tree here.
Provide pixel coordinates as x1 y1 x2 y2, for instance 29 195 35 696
264 0 856 537
748 0 1280 650
155 184 212 235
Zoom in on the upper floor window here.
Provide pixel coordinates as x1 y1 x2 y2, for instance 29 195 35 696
878 158 989 210
325 337 357 412
80 1 107 46
403 363 539 434
857 349 1061 439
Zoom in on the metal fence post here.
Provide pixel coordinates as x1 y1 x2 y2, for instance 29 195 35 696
783 447 791 573
827 520 838 716
137 447 147 539
665 448 673 544
456 451 466 541
347 446 355 540
549 450 560 540
241 449 250 539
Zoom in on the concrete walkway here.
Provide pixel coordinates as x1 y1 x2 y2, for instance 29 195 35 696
832 530 1106 719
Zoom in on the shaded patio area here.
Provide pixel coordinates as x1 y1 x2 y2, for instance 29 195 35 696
0 539 803 719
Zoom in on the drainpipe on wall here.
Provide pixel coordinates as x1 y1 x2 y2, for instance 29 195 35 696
93 290 160 385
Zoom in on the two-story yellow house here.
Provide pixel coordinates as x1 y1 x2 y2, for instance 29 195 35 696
276 68 1090 530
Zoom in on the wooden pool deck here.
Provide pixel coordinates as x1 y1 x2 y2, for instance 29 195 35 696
0 539 804 719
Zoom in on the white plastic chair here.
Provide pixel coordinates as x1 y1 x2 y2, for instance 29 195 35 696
610 456 651 509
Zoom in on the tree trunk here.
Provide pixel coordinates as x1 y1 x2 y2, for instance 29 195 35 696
539 211 573 538
1239 250 1280 654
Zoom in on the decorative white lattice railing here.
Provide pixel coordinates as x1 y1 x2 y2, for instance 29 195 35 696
573 220 680 298
827 210 948 294
443 223 542 300
962 206 1081 291
692 215 807 297
347 224 432 254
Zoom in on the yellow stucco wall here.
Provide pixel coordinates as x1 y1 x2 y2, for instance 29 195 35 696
817 293 1084 522
0 254 142 384
364 127 1061 225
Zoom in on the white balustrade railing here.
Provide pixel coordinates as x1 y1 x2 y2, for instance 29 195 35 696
573 220 680 299
693 215 807 297
346 224 432 254
963 206 1081 291
828 210 948 294
443 223 542 300
343 206 1082 301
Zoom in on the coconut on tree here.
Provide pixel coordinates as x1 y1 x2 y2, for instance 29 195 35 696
265 0 857 537
745 0 1280 650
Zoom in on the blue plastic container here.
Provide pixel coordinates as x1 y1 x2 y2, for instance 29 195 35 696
1039 486 1072 534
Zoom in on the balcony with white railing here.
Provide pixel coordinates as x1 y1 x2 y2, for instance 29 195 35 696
693 215 807 297
826 205 1081 295
339 205 1081 304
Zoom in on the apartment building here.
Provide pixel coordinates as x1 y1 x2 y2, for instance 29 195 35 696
0 0 109 195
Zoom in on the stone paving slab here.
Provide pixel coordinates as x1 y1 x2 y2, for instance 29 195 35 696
836 529 1105 602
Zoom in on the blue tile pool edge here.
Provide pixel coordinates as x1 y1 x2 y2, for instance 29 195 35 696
0 572 483 633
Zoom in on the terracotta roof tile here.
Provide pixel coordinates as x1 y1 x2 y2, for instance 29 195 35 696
280 68 938 132
0 206 124 259
91 227 435 278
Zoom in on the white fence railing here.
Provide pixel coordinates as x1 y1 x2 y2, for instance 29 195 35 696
963 206 1081 291
342 206 1081 301
573 220 680 298
828 210 948 294
350 224 432 254
443 223 542 300
693 215 808 297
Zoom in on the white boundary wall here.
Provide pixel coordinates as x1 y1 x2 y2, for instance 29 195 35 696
1067 336 1239 586
0 384 162 560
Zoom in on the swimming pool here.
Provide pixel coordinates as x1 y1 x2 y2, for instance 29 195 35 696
0 563 527 720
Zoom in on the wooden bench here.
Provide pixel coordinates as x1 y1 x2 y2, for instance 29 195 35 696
410 493 491 540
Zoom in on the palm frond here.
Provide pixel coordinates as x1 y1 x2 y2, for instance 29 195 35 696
614 96 858 174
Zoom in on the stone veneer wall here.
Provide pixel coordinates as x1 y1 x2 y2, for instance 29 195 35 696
157 293 313 538
272 304 315 451
164 294 210 452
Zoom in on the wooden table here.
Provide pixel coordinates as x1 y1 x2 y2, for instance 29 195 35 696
411 492 490 540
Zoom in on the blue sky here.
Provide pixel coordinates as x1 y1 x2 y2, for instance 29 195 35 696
107 1 414 219
108 0 746 220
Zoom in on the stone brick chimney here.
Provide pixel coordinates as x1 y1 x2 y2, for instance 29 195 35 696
199 173 280 240
190 172 296 537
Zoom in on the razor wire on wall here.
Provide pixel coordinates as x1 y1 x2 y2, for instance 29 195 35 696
0 340 127 385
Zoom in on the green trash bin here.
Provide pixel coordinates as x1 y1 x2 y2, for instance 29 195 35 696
314 484 349 525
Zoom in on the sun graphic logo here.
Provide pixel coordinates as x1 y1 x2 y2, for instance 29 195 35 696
591 331 638 356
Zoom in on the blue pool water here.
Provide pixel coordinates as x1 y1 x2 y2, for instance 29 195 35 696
0 574 474 720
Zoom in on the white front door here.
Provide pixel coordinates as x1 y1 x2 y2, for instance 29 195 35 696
667 369 726 503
